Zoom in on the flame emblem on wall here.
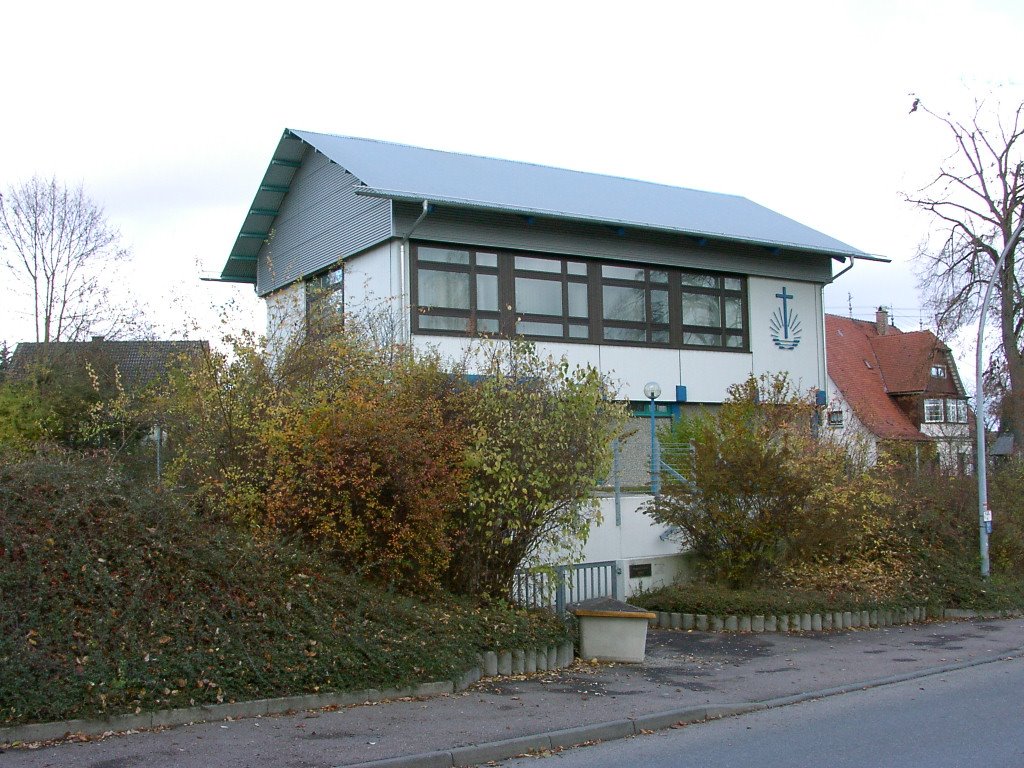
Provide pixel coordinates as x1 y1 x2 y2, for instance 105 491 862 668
770 286 802 350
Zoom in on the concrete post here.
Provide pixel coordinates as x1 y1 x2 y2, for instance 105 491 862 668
512 649 525 675
483 651 498 677
557 642 574 668
498 651 512 676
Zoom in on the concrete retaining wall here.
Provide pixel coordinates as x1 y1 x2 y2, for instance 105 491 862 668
649 606 1021 633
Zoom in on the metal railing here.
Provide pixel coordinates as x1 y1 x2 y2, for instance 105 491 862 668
656 439 696 491
512 560 618 615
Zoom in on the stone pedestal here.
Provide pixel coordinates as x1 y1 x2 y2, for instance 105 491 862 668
572 597 657 663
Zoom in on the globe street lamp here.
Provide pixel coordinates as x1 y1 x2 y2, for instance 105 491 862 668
644 381 662 495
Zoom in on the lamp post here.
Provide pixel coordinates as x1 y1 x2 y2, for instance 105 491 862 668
975 213 1024 578
644 381 662 495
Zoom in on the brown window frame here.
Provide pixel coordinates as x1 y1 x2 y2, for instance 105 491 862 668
410 242 749 352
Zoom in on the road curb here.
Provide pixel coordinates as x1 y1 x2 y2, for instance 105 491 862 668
338 647 1024 768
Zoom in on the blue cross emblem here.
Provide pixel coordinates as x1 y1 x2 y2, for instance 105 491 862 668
770 286 802 350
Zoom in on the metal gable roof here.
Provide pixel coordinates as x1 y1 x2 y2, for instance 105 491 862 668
220 129 878 284
290 129 872 259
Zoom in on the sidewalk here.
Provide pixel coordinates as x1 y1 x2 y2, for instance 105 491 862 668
3 617 1023 768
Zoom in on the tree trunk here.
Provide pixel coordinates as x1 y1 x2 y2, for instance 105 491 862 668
999 256 1024 450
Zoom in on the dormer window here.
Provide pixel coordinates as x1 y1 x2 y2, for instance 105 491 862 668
931 364 946 378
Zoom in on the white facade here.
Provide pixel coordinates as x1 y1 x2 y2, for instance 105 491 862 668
265 243 831 581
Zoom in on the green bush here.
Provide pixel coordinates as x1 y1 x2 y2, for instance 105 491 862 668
990 458 1024 577
647 374 895 587
445 340 626 599
159 317 624 599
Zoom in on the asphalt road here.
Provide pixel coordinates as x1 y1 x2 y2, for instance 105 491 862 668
501 655 1024 767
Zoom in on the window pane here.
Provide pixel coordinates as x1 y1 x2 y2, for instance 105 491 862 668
946 400 958 423
569 323 589 339
419 269 469 309
682 293 721 326
516 277 563 315
602 265 645 281
650 270 669 283
604 326 646 342
567 262 588 276
418 247 469 265
477 252 498 267
684 331 722 346
517 320 563 337
418 314 469 331
515 255 561 273
724 277 742 291
603 284 646 322
477 274 498 311
725 334 745 349
680 273 716 288
651 289 669 324
475 317 499 333
315 267 343 289
924 399 944 423
724 297 744 329
652 329 670 343
568 282 588 318
957 400 968 422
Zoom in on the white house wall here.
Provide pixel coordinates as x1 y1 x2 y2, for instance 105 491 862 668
588 494 680 561
747 276 826 393
824 374 879 466
265 281 306 365
342 241 405 325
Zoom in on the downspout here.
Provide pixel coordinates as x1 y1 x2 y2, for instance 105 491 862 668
831 254 856 282
824 256 856 398
399 200 432 344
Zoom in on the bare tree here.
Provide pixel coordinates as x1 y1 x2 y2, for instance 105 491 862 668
908 96 1024 444
0 176 142 342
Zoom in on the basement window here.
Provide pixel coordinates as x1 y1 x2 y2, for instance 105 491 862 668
629 563 653 579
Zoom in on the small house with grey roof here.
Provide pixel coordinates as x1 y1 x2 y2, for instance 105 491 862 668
218 130 879 594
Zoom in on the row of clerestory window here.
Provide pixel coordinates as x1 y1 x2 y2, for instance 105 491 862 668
410 243 748 351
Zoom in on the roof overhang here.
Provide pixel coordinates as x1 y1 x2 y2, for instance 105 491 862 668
355 187 888 264
216 131 307 285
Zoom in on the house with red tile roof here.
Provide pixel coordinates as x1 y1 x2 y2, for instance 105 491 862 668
824 309 972 471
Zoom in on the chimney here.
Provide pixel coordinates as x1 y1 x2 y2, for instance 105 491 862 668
875 307 889 336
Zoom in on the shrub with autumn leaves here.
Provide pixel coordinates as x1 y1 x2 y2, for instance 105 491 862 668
157 309 624 597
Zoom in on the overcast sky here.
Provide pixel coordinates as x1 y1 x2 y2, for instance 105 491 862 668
2 0 1022 380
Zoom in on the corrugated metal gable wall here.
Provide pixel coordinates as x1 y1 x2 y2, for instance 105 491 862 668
256 152 392 296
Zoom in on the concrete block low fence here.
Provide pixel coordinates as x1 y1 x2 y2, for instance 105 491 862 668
0 640 576 746
648 606 1020 633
